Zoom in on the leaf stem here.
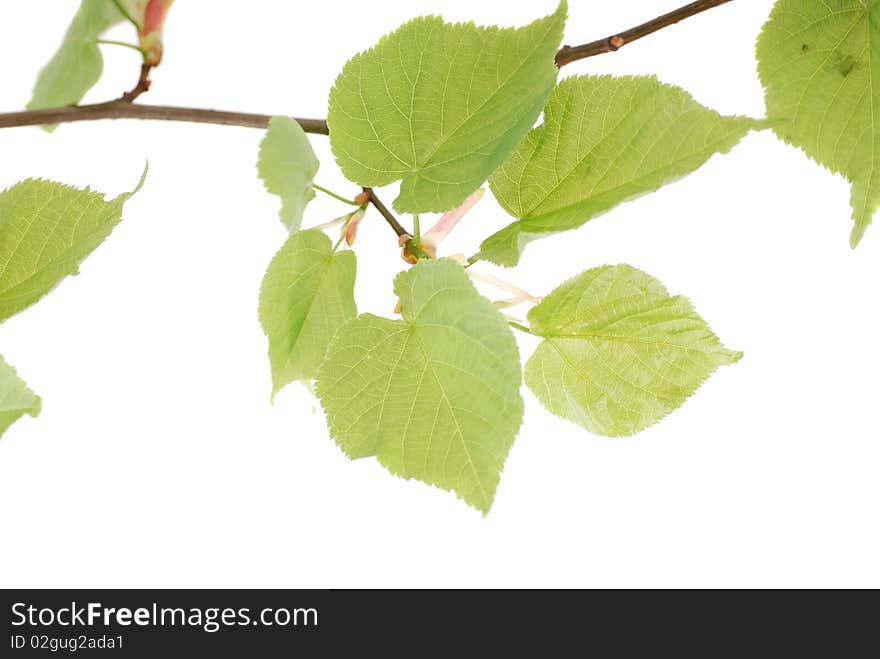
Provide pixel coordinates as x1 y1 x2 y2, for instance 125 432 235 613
555 0 733 67
508 321 541 337
413 214 421 242
314 184 360 206
97 39 146 57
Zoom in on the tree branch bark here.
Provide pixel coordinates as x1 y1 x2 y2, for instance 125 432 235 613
0 100 329 134
0 0 734 134
363 187 409 238
0 0 732 248
555 0 733 67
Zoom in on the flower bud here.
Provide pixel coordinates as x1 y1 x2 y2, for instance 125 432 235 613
344 208 367 246
141 0 174 65
119 0 175 66
421 188 484 258
399 234 419 264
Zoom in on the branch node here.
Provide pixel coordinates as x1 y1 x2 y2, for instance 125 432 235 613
122 64 153 103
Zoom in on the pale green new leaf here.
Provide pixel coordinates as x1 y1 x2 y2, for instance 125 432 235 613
479 75 758 266
116 1 146 28
258 116 321 232
28 0 127 119
316 259 523 512
327 1 567 214
0 169 146 323
259 229 357 397
525 265 741 437
757 0 880 247
0 354 41 440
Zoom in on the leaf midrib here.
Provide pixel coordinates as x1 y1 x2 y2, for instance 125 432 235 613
414 15 560 172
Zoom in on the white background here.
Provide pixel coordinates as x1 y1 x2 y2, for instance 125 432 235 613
0 1 877 589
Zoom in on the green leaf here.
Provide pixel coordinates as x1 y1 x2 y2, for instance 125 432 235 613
0 168 146 323
259 229 357 397
0 354 41 440
115 1 146 28
327 1 567 214
525 265 741 437
757 0 880 247
257 116 321 232
478 75 758 266
28 0 126 120
316 259 523 513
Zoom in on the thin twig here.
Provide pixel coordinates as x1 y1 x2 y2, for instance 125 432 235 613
0 0 733 133
0 1 731 243
0 101 329 134
555 0 733 67
121 64 153 102
363 187 408 238
508 321 541 337
363 188 433 260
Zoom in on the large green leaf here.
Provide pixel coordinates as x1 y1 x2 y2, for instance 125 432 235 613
257 116 321 232
0 170 146 323
478 75 758 266
259 229 357 397
0 354 41 440
757 0 880 247
525 265 741 437
327 2 567 214
316 259 523 513
28 0 126 117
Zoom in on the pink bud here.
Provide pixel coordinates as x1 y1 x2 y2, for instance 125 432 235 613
421 188 485 256
139 0 174 66
344 209 366 246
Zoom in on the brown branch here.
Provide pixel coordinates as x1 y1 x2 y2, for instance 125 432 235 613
363 187 408 238
555 0 733 67
362 187 431 260
121 64 153 102
0 101 329 134
0 0 732 243
0 57 328 133
0 1 732 133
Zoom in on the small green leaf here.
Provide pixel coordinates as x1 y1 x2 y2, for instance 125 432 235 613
757 0 880 247
316 259 523 513
259 229 357 397
479 75 758 266
0 169 146 323
115 1 145 28
525 265 741 437
0 354 41 440
328 1 567 214
257 116 321 232
28 0 126 121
